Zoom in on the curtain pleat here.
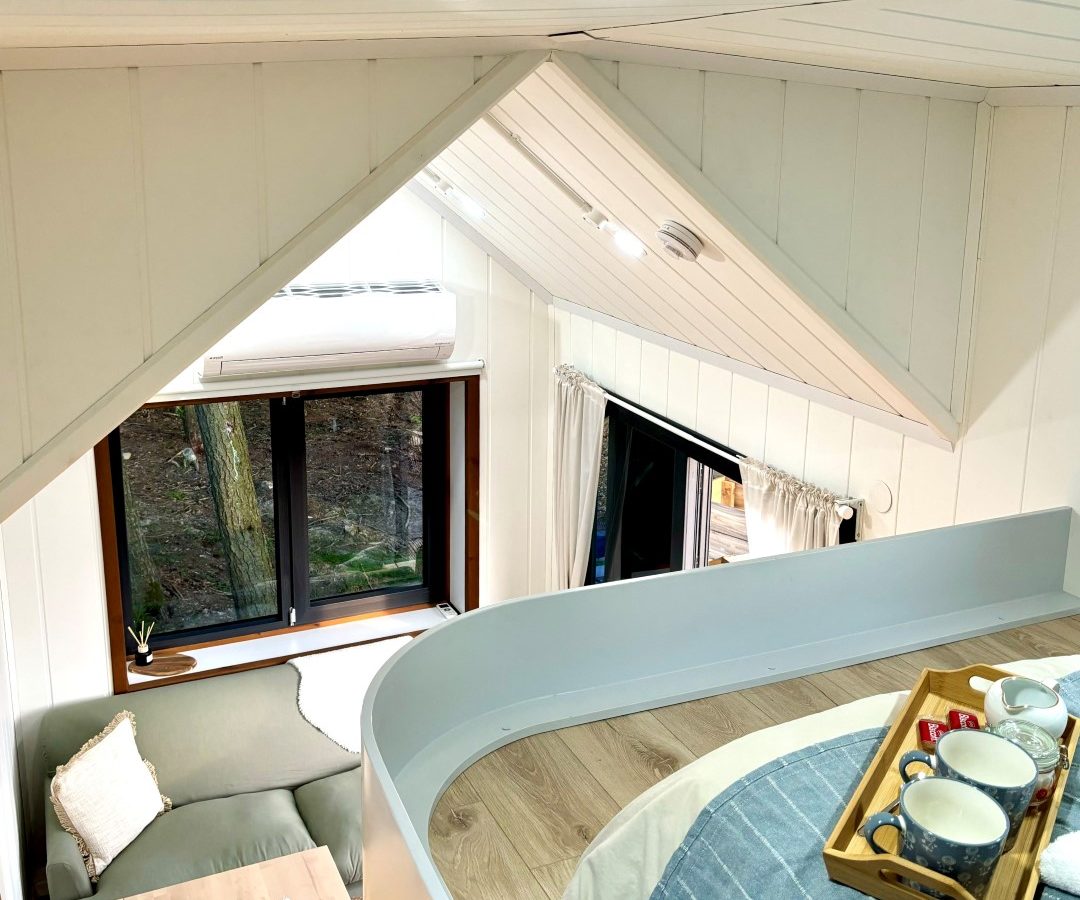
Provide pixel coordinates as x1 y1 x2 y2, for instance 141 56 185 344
551 366 607 590
738 458 843 557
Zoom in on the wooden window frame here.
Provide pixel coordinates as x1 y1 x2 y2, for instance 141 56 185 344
96 374 480 690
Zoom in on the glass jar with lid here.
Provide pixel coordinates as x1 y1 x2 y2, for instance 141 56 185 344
991 719 1069 809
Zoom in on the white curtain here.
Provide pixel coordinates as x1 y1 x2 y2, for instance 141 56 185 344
551 365 607 590
738 458 843 557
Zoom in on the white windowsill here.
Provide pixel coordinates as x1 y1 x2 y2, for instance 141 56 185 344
127 606 448 686
152 358 485 403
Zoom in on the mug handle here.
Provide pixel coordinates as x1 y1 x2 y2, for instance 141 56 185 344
899 749 934 783
865 811 906 855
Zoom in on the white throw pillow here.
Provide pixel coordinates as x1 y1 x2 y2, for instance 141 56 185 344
50 710 171 881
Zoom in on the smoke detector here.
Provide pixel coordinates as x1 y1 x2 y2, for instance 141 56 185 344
656 221 704 262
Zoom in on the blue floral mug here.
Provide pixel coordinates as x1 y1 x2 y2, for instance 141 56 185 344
900 728 1037 848
865 776 1009 898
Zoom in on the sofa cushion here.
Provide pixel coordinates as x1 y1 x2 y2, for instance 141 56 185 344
50 711 170 881
91 789 315 900
39 665 358 808
294 766 363 885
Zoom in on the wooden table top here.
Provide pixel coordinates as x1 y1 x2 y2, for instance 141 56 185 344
121 846 350 900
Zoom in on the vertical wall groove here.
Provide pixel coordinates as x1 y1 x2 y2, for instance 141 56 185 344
903 97 931 370
127 66 155 362
0 71 32 465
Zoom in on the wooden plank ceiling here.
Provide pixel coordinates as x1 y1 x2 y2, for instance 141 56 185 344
0 0 808 47
5 1 1079 90
422 60 957 439
590 0 1080 88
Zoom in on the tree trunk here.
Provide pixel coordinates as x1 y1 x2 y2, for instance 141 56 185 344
122 472 167 624
195 402 276 618
179 405 203 458
388 392 411 557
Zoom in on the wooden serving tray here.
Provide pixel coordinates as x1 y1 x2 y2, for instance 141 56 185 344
824 664 1079 900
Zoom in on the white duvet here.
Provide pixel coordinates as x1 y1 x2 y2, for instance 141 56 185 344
563 655 1080 900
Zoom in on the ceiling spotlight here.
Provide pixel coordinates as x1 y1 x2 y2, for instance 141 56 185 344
610 227 647 259
447 187 486 221
583 208 609 230
656 221 704 262
421 167 486 221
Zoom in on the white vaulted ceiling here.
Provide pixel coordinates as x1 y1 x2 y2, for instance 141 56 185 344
5 1 1080 90
0 1 808 47
421 56 975 443
590 0 1080 88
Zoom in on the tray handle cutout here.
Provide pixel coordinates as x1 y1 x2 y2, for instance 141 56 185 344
840 854 979 900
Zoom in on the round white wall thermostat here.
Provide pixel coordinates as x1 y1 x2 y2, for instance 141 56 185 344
656 221 704 262
869 480 894 514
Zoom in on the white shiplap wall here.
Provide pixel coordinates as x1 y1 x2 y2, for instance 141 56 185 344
0 187 551 889
0 52 544 526
0 551 22 900
555 103 1080 553
597 57 982 420
0 452 111 875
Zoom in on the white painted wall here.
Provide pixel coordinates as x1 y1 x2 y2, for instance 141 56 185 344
0 52 543 525
0 548 24 900
0 451 111 888
586 58 984 421
556 103 1080 552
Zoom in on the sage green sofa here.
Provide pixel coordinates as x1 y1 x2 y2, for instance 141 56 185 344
40 665 363 899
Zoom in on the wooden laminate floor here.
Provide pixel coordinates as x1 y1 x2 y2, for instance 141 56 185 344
428 616 1080 900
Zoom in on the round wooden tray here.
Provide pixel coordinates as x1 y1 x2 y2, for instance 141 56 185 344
128 653 197 678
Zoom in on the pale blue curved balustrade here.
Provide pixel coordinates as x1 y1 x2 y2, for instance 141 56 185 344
361 509 1079 899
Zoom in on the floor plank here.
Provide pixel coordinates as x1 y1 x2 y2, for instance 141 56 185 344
807 656 923 705
650 689 777 757
439 772 482 809
430 616 1080 899
463 730 620 869
556 710 696 807
429 800 548 900
740 674 837 723
530 858 581 900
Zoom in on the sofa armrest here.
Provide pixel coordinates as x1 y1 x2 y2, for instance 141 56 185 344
44 781 92 900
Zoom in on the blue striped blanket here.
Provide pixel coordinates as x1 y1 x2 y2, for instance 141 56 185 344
650 671 1080 900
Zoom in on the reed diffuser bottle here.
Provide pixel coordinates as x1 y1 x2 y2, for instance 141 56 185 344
128 620 155 666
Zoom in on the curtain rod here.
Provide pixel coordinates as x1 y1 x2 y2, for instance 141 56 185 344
598 388 858 521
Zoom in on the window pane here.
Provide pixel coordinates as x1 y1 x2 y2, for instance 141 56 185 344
708 472 748 560
118 402 277 635
592 419 609 583
305 392 424 600
621 430 678 577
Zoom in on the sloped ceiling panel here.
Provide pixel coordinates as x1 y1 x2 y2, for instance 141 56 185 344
423 57 968 442
588 0 1080 88
0 51 544 523
0 1 812 47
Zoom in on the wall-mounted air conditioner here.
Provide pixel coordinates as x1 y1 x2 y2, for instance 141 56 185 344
199 280 455 381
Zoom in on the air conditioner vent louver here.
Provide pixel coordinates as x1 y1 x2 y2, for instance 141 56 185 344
199 280 456 381
274 280 444 299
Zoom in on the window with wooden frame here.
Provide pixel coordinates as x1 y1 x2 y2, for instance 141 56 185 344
96 380 468 665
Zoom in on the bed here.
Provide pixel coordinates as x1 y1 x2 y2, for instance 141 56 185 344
563 655 1080 900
